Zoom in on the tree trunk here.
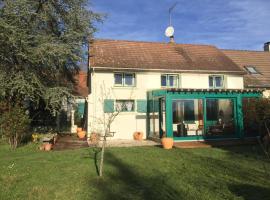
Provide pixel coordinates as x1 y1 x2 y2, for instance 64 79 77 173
99 136 106 177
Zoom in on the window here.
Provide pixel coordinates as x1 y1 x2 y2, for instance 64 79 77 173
206 99 218 120
244 66 259 74
115 100 135 112
209 75 224 88
161 74 178 88
114 73 135 86
172 100 195 123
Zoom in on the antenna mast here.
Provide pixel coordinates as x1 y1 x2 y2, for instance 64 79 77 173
169 2 178 26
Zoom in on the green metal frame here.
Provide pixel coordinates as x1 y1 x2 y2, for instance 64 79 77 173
147 89 262 141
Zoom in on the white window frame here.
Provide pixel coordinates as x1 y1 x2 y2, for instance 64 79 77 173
161 74 179 88
114 72 136 87
209 75 224 88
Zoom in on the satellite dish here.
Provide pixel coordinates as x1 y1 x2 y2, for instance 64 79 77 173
165 26 174 37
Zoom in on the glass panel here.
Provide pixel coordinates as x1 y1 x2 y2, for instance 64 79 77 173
246 67 258 74
114 73 123 85
206 99 218 120
168 75 177 87
184 100 195 121
161 75 167 87
149 100 154 137
172 99 204 137
160 98 166 137
209 76 214 87
206 99 235 136
215 76 222 87
124 73 134 86
153 99 160 138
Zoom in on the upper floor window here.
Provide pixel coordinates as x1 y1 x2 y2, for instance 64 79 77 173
114 73 135 87
209 75 224 88
161 74 178 88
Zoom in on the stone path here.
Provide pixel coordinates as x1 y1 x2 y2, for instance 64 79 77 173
104 139 160 147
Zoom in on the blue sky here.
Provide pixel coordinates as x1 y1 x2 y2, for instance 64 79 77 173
90 0 270 50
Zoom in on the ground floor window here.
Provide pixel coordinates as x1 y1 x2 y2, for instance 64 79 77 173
115 100 135 112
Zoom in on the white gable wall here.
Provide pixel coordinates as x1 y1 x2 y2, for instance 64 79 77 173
87 71 244 140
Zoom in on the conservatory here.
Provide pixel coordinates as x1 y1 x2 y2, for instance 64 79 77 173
147 88 263 141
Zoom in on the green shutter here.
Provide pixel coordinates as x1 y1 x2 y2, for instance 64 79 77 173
137 100 147 113
104 99 114 113
77 102 85 117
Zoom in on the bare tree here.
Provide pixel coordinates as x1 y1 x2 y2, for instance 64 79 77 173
89 82 135 177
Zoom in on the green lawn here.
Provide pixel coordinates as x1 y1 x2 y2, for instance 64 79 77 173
0 143 270 200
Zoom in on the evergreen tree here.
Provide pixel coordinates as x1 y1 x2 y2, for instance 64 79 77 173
0 0 101 112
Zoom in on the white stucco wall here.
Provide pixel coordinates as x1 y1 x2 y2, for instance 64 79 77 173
87 71 244 139
226 76 244 89
263 90 270 98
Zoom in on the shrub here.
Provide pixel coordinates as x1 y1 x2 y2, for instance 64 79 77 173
0 105 30 149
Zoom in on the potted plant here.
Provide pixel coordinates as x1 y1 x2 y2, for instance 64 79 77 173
78 130 86 139
44 143 52 151
161 136 174 149
133 131 143 141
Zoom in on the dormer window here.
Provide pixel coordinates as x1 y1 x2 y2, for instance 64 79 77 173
244 66 259 74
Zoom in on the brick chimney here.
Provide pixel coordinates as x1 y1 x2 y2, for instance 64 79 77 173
264 42 270 52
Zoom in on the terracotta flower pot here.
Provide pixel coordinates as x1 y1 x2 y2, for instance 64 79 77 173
133 132 143 141
77 127 82 133
78 131 86 139
44 143 52 151
161 137 174 149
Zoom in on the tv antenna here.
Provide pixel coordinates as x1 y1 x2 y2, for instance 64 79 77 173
165 2 178 43
169 2 178 26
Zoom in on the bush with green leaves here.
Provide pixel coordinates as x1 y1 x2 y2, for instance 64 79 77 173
0 105 30 149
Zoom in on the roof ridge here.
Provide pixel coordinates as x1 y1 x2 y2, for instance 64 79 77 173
222 49 268 53
91 38 216 48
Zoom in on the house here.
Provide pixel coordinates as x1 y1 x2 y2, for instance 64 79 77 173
222 42 270 94
86 39 269 141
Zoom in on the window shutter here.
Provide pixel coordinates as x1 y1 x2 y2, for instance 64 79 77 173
77 102 85 117
104 99 114 113
137 100 147 113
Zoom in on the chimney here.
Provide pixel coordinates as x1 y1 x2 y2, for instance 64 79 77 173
264 42 270 52
169 36 175 43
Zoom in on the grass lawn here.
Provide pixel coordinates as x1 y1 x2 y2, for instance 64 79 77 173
0 142 270 200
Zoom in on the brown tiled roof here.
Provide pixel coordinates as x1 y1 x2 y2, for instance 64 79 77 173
73 71 88 97
222 50 270 88
90 39 245 74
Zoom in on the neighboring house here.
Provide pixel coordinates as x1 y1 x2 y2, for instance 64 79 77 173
222 42 270 95
87 39 267 141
